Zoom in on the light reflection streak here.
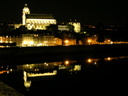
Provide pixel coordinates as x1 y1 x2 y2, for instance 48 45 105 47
0 70 7 74
88 59 92 63
104 57 119 61
65 60 69 65
87 59 99 65
0 56 128 91
0 56 128 75
27 70 57 77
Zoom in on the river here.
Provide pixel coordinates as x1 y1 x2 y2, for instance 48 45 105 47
0 55 128 96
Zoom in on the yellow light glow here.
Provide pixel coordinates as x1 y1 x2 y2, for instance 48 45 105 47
0 70 7 74
23 41 27 44
88 39 91 43
65 40 69 44
94 62 97 65
108 57 111 60
108 40 110 42
27 70 57 77
7 71 9 74
24 81 31 88
74 65 81 71
84 31 86 34
110 42 113 44
29 41 33 44
88 59 92 63
65 60 69 65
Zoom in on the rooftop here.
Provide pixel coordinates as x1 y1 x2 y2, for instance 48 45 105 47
26 14 55 19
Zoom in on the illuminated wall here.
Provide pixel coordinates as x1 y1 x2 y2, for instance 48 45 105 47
22 4 57 30
0 33 62 47
26 19 56 30
69 21 81 33
58 25 69 31
53 38 62 45
22 33 62 47
0 36 22 47
22 4 30 25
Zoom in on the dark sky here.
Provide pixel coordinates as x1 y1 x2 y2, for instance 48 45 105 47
0 0 127 26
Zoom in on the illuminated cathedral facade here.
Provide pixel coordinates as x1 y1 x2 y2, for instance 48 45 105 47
22 4 81 33
22 4 57 30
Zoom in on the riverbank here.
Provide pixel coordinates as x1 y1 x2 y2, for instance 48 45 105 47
0 44 128 56
0 81 24 96
0 44 128 65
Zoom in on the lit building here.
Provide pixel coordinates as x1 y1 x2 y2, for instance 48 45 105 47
58 25 69 31
22 4 57 30
53 38 62 46
68 19 81 33
63 39 76 46
22 32 58 47
0 35 22 47
0 32 62 47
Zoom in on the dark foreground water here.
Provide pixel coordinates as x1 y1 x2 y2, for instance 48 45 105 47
0 56 128 96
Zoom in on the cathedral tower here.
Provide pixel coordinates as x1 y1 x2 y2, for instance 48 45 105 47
22 4 30 25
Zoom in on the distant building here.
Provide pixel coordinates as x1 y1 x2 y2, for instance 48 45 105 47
102 24 119 31
54 38 62 46
22 32 62 47
58 25 69 31
0 35 22 47
82 23 95 29
0 31 62 47
68 19 81 33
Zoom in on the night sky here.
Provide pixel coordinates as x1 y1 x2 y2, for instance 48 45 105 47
0 0 127 26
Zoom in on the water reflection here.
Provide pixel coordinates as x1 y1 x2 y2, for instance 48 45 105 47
1 56 128 75
104 57 118 61
0 56 128 94
87 58 99 65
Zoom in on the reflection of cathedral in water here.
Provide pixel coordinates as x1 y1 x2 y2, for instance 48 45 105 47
16 61 81 90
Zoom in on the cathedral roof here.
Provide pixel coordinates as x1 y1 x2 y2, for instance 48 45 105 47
26 14 55 19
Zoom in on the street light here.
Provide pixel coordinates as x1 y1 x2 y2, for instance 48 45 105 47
65 40 69 44
88 39 92 45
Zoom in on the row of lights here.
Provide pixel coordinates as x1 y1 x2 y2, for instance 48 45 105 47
87 56 124 64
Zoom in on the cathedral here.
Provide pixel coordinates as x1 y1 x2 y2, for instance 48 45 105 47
22 4 57 30
11 4 81 33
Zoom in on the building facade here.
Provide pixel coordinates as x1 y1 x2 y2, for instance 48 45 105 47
68 19 81 33
22 4 57 30
22 33 62 47
0 35 22 47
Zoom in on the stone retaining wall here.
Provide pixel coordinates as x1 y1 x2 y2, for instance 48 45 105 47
0 81 24 96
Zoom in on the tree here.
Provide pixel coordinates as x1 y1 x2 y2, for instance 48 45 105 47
67 24 74 32
46 24 58 36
